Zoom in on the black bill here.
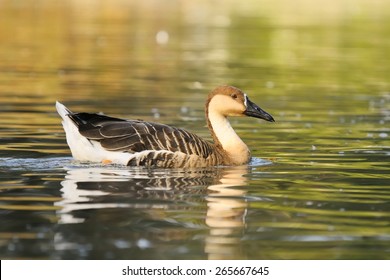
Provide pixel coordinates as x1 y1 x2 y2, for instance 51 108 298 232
244 96 275 122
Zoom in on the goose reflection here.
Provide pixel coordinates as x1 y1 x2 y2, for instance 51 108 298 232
205 165 248 259
55 163 262 259
56 166 218 218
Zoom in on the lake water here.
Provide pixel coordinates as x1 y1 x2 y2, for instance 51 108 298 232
0 0 389 260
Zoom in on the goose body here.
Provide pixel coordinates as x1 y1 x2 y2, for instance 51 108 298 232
56 85 274 168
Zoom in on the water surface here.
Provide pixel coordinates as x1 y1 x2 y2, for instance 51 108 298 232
0 0 389 259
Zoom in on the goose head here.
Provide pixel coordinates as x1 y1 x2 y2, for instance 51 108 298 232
206 85 275 122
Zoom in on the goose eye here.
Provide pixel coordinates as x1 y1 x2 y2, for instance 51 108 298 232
231 93 238 99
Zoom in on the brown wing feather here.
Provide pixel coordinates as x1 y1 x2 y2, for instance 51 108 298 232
69 112 214 158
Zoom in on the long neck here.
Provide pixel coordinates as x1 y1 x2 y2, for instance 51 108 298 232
206 101 250 165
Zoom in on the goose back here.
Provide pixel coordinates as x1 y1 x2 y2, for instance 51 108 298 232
67 112 223 167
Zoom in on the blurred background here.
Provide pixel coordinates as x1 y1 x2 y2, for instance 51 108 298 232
1 0 389 105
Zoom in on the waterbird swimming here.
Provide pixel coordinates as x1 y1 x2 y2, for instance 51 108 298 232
56 85 274 168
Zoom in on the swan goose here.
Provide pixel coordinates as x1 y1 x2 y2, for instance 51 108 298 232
56 85 274 168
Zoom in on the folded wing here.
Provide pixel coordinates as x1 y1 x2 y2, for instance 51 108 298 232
67 112 214 158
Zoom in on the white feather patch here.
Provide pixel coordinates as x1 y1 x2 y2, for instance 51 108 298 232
56 101 132 165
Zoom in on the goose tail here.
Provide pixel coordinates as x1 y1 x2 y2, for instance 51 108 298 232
56 101 87 160
56 101 72 121
55 101 133 165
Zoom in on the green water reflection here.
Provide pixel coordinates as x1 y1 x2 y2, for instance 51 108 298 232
0 0 389 259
